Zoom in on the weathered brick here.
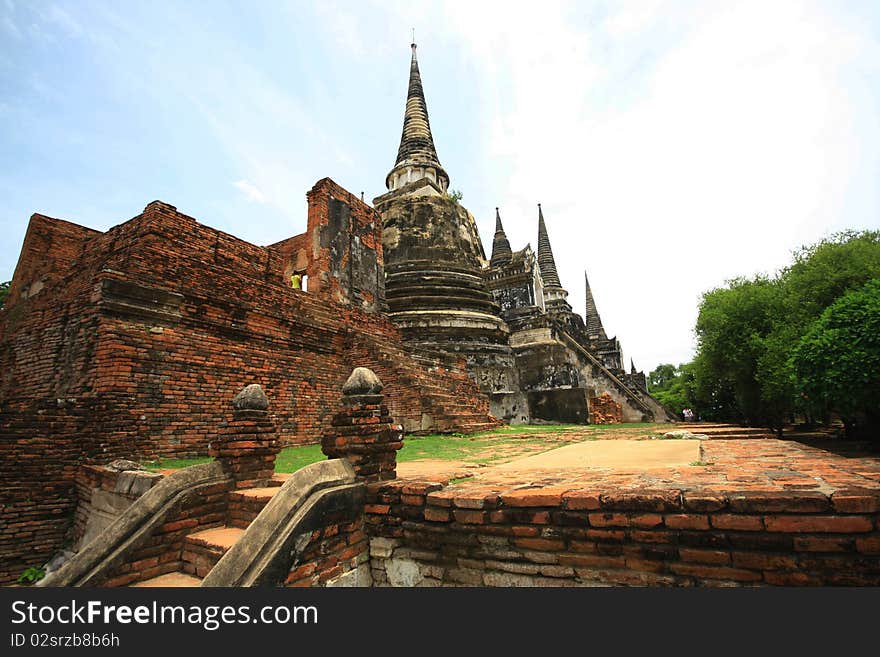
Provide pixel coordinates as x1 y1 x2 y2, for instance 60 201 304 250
558 554 626 569
855 537 880 554
562 491 601 511
514 537 566 552
710 514 764 531
763 515 873 534
731 551 797 570
728 492 830 514
682 493 727 513
424 507 451 522
830 493 880 514
599 491 683 513
453 509 487 525
792 536 853 553
665 514 710 530
669 563 762 582
501 489 565 508
678 548 730 565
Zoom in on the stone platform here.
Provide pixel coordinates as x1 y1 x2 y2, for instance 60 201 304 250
425 436 880 497
368 425 880 586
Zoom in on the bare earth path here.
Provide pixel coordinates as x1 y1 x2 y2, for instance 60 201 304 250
395 423 880 498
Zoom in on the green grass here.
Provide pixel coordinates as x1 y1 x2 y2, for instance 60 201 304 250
274 444 325 473
141 422 665 474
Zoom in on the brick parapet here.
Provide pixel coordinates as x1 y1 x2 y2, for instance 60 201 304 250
365 481 880 586
321 381 404 482
210 412 279 489
285 517 370 587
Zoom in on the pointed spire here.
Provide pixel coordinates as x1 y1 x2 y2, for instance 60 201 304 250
395 42 440 167
384 42 450 194
537 204 562 288
490 207 512 267
630 358 637 374
584 271 606 338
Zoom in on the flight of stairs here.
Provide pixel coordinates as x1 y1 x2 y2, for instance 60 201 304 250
681 423 776 439
355 333 501 435
131 479 286 587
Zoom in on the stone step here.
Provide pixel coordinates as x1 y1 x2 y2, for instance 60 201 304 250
181 526 245 578
358 334 497 434
228 486 281 528
131 572 202 587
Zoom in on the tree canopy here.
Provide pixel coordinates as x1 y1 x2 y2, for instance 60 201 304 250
678 230 880 438
647 362 696 419
791 279 880 438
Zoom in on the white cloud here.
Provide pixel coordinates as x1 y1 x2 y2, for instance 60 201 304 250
420 0 875 370
42 4 83 38
233 179 266 204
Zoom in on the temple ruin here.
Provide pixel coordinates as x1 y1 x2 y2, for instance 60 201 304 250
375 43 672 425
0 42 672 584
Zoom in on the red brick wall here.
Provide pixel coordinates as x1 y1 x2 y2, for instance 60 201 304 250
589 393 623 424
0 176 495 585
365 482 880 586
3 214 101 310
101 479 233 587
285 516 368 587
270 178 384 312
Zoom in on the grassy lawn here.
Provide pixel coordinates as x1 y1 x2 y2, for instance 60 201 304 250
145 422 670 474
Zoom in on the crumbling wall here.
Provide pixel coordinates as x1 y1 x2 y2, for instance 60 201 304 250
271 178 384 313
0 178 498 585
589 392 623 424
365 481 880 587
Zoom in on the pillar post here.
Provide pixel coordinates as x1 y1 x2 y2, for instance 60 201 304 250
210 384 279 488
321 368 403 482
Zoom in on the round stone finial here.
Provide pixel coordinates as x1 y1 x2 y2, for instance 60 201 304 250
342 367 384 395
232 384 269 411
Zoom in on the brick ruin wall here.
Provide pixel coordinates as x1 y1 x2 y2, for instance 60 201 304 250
589 392 623 424
365 481 880 586
0 177 490 584
98 477 234 588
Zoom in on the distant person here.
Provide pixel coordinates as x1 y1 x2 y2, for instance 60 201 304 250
290 273 302 290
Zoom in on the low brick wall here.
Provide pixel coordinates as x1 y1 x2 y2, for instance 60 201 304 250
72 465 163 549
100 479 233 587
285 516 370 587
365 481 880 586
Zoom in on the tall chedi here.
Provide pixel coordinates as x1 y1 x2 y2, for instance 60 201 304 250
374 42 518 398
536 204 571 313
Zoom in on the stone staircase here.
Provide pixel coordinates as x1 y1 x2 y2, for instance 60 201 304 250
355 332 501 435
132 479 283 587
682 423 776 439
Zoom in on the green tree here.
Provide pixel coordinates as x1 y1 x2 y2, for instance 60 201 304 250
648 364 677 390
647 362 698 418
447 189 463 203
690 230 880 431
782 230 880 327
791 279 880 441
694 276 784 427
0 280 9 309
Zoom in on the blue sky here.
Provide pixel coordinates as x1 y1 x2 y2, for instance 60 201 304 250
2 1 879 371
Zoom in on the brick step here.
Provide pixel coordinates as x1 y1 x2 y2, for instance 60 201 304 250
181 526 245 578
357 334 498 433
227 486 281 528
131 572 202 587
